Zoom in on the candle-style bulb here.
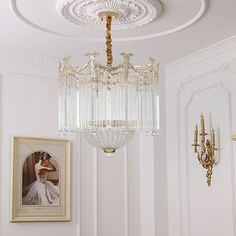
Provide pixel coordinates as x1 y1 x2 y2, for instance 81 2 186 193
200 113 205 135
194 125 198 144
211 128 215 147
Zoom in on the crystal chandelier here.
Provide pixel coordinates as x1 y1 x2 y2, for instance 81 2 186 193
58 12 160 156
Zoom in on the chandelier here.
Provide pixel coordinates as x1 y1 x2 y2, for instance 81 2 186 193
58 11 160 156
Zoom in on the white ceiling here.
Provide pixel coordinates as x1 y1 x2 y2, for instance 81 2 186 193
0 0 236 75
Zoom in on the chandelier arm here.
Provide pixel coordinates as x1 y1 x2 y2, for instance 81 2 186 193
76 64 89 75
130 64 159 78
128 64 150 77
106 15 113 67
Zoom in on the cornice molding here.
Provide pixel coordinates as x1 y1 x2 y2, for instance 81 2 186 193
0 70 57 81
0 54 57 80
0 54 57 68
165 34 236 74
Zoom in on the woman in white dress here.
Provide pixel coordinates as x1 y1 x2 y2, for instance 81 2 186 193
22 152 60 206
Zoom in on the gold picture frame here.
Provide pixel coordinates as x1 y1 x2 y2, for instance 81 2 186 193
10 137 71 222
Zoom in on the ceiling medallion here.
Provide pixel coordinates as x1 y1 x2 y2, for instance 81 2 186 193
12 0 207 41
57 0 162 30
58 12 160 156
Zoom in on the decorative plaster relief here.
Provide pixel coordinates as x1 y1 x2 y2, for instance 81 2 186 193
57 0 162 30
11 0 207 42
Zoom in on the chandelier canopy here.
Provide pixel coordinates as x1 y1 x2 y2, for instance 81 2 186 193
58 12 160 156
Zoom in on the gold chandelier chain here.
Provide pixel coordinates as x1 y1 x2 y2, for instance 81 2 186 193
106 15 113 67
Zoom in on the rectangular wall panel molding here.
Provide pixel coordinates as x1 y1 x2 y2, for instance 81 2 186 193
165 35 236 236
139 134 155 236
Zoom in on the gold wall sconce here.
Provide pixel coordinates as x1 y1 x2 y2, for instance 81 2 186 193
192 113 218 186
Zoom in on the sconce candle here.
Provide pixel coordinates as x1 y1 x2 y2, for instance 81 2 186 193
200 113 205 135
194 125 198 144
211 128 215 148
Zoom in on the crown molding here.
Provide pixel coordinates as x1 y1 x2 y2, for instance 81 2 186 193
165 34 236 74
0 54 57 80
11 0 207 42
0 70 57 81
0 54 56 67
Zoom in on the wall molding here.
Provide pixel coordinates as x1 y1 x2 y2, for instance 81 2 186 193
185 82 234 236
93 148 98 236
124 146 129 236
170 39 236 235
0 54 57 80
0 71 57 81
0 54 56 67
165 34 236 74
176 57 236 107
176 75 236 236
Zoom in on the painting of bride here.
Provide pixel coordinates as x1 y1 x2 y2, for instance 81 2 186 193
22 151 60 206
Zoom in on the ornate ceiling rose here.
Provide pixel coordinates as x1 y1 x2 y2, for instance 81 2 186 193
57 0 162 30
11 0 207 41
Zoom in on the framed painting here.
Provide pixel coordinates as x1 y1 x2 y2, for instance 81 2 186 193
10 137 71 222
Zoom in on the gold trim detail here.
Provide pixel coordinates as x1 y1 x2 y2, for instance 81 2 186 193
103 148 116 154
106 15 113 67
192 113 218 187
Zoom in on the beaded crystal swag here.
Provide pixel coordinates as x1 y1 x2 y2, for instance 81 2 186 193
58 12 160 156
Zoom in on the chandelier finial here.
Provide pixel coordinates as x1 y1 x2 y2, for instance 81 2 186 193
121 53 133 64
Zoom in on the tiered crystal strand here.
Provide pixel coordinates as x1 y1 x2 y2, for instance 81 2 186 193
58 59 78 135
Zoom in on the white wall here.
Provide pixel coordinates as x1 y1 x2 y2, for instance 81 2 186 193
165 35 236 236
0 60 168 236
